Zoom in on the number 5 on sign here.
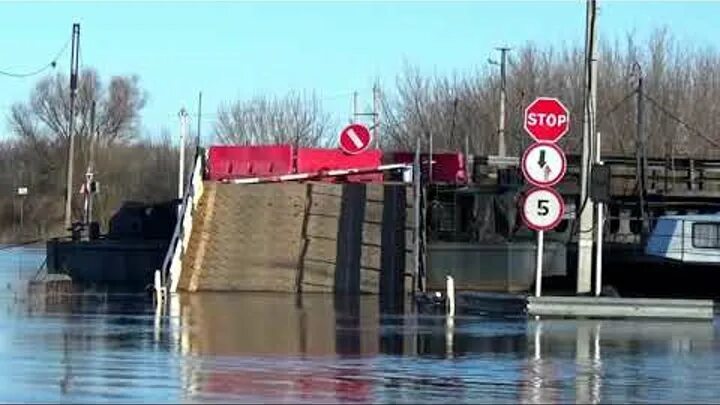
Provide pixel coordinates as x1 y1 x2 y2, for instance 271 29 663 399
521 188 565 231
521 187 565 298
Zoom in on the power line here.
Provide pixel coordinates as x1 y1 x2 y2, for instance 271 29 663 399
642 92 720 149
597 90 636 125
0 37 71 78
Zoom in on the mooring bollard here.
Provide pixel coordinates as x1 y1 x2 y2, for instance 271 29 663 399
446 275 455 317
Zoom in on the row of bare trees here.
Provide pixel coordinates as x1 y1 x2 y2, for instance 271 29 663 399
213 29 720 161
215 93 332 147
1 69 178 242
382 28 720 159
2 27 718 242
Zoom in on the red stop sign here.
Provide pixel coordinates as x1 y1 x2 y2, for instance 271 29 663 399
523 97 570 143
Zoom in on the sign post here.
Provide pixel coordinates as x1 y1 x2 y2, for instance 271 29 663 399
521 187 565 297
521 97 570 298
17 187 27 239
595 132 603 296
536 229 544 298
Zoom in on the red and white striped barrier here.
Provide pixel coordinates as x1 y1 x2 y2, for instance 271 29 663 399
220 163 412 185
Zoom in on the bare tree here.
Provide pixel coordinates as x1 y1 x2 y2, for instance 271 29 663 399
0 69 169 240
382 63 498 154
9 68 146 148
383 28 720 159
214 92 331 147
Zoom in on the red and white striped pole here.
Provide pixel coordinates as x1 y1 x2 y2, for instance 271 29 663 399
222 163 411 185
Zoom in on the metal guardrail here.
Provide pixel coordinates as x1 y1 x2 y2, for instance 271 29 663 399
527 296 714 320
159 149 206 293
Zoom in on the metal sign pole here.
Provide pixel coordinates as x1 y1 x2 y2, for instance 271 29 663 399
535 230 544 297
595 201 603 296
595 131 604 296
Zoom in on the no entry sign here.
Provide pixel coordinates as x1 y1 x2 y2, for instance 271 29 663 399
521 187 565 231
339 124 372 155
524 97 570 143
521 142 567 187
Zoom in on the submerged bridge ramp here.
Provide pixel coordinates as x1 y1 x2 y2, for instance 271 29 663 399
176 181 414 294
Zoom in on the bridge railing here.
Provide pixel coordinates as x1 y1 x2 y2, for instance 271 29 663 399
159 148 206 294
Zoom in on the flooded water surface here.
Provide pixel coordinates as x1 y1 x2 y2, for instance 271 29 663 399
1 247 720 403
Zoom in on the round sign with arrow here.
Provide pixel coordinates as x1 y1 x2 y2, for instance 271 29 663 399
521 142 567 187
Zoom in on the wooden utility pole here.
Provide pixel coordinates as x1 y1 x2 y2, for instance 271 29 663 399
576 0 598 294
372 81 380 148
64 23 80 231
196 91 203 150
352 91 358 123
178 108 189 202
497 47 510 157
633 63 649 237
84 100 96 228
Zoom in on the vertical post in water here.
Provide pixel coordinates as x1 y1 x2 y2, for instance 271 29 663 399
445 274 455 358
446 275 455 316
64 23 81 231
535 230 544 297
534 321 542 361
577 0 598 294
595 132 604 296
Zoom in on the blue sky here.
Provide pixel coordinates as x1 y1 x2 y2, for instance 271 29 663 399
1 1 718 144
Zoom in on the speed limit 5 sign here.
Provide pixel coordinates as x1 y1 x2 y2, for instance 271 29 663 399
521 187 565 231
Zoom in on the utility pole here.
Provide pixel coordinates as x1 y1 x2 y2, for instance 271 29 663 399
178 108 189 203
352 91 358 123
196 92 203 150
84 100 96 228
18 186 27 239
464 132 471 183
633 62 649 237
372 81 380 148
19 191 24 238
64 23 80 231
576 0 598 295
594 132 604 296
497 47 510 157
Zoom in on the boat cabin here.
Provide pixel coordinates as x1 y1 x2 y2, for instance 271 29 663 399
645 214 720 264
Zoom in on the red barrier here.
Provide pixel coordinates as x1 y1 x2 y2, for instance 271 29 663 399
207 145 294 180
296 148 384 183
391 152 467 184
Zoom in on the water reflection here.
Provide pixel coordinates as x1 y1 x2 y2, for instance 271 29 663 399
4 272 720 404
166 294 720 403
173 293 397 403
169 293 528 403
523 318 718 404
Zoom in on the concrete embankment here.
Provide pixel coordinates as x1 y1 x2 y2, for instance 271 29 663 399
178 181 414 294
